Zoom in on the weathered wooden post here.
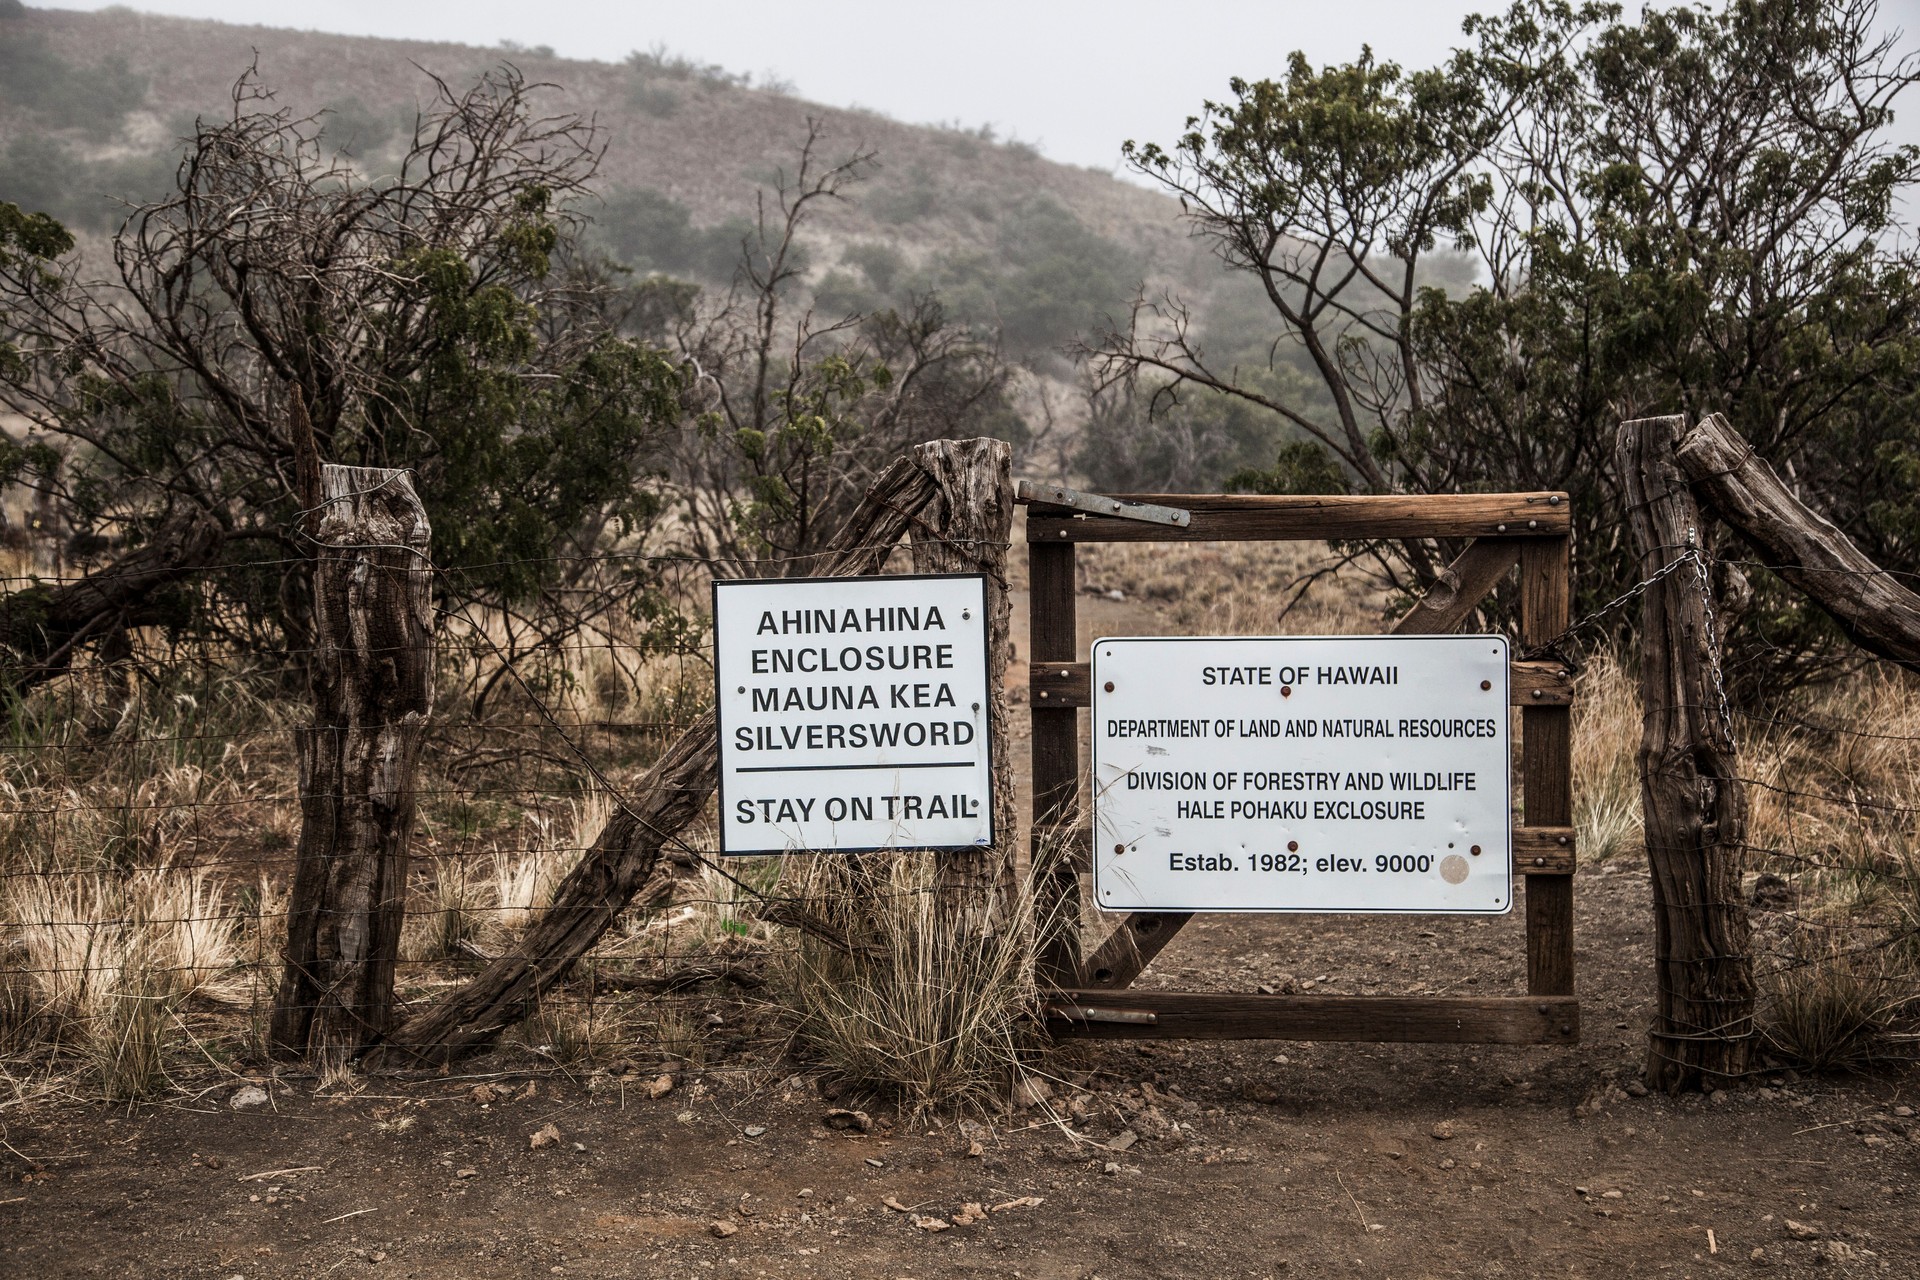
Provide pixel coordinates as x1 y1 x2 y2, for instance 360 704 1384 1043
1617 415 1755 1090
908 438 1018 922
272 464 434 1058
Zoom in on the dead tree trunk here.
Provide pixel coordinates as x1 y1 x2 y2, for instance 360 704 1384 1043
1676 412 1920 669
272 466 434 1058
907 438 1017 921
0 511 224 700
373 452 948 1065
1617 415 1755 1091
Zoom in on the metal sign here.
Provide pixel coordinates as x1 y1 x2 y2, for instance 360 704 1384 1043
1091 635 1512 913
714 574 995 856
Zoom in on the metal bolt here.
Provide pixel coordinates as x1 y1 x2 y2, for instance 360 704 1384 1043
962 609 971 620
1480 680 1491 691
1496 523 1507 533
972 702 981 712
1104 681 1115 693
1548 495 1562 506
1470 845 1482 855
1557 835 1570 846
1114 843 1126 854
737 686 745 694
1534 857 1545 866
1058 668 1069 678
1287 840 1299 852
1528 519 1539 530
1280 685 1292 698
1038 690 1049 699
1533 688 1544 699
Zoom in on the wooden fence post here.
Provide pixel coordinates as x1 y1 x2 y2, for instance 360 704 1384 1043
907 438 1017 922
1617 415 1755 1091
272 465 434 1058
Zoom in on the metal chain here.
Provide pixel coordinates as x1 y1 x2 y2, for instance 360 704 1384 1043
1518 530 1737 742
1518 548 1702 664
1688 527 1737 743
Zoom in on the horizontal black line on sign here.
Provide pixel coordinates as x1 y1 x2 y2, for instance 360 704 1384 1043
733 760 976 774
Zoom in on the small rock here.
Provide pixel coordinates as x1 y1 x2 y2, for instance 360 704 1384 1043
864 1157 884 1168
708 1220 738 1239
369 1252 386 1263
743 1125 767 1138
529 1123 562 1150
1242 1080 1283 1105
1783 1219 1820 1241
1895 1106 1915 1119
1103 1161 1121 1176
1108 1130 1139 1153
455 1167 478 1179
1429 1120 1459 1141
229 1085 269 1111
1439 1158 1456 1170
913 1215 951 1232
469 1084 502 1105
570 1142 587 1154
1012 1075 1053 1109
951 1201 986 1226
647 1074 676 1100
1601 1190 1624 1200
1624 1080 1649 1098
990 1196 1044 1213
824 1108 873 1133
1814 1240 1854 1264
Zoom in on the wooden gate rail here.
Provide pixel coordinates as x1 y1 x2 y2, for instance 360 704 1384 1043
1025 490 1578 1045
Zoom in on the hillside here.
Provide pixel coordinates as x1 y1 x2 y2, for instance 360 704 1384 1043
0 3 1233 370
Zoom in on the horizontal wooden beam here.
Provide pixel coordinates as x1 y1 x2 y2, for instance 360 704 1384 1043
1514 826 1576 875
1026 493 1570 544
1031 659 1573 708
1510 660 1574 705
1044 991 1579 1043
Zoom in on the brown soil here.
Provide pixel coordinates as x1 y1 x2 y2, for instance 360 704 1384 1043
7 577 1917 1279
6 867 1915 1280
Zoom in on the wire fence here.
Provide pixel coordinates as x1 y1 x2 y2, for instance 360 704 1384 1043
5 532 1920 1095
0 539 1011 1098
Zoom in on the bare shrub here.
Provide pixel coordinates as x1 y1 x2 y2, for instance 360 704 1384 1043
1762 939 1909 1073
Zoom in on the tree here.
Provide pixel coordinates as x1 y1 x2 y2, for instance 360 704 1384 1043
1093 0 1920 655
0 68 684 695
660 124 1022 573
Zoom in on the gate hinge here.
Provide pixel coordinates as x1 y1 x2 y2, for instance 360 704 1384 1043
1016 480 1191 529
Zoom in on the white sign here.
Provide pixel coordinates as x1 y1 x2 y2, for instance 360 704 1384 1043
714 574 995 855
1091 635 1512 913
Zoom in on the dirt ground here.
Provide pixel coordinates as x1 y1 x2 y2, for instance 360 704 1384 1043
6 574 1918 1279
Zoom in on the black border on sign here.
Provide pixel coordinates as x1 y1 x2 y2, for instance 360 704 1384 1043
1089 633 1514 915
712 572 998 857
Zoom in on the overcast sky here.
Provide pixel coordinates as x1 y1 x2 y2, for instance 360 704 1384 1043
36 0 1920 181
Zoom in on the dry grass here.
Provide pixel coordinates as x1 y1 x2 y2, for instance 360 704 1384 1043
1572 648 1645 863
769 852 1041 1116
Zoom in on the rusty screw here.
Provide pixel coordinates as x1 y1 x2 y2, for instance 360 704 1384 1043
1470 844 1482 856
1480 679 1491 690
1280 685 1292 698
1114 843 1126 855
1104 681 1115 693
1287 840 1299 852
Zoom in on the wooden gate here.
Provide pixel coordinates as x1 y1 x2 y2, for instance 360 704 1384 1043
1025 491 1579 1045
